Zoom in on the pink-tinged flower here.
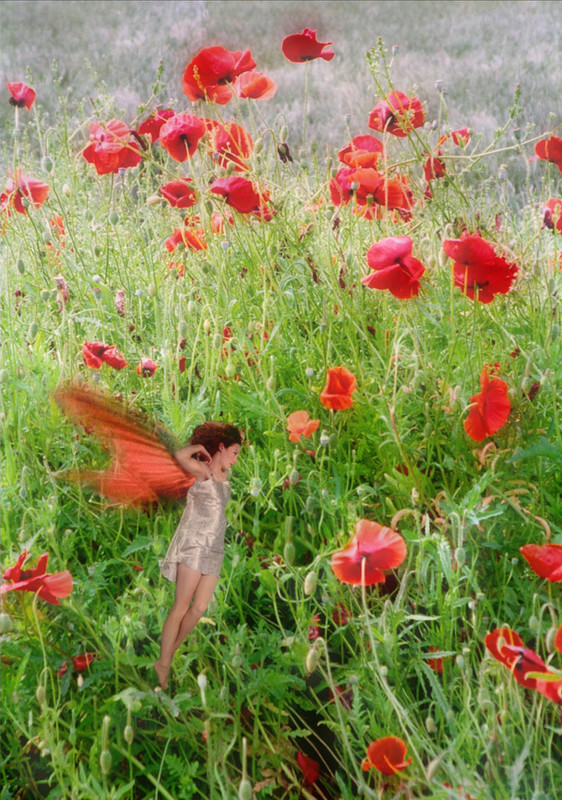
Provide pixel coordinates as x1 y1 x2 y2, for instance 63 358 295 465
368 90 425 138
210 209 235 233
329 167 355 205
362 737 412 775
287 410 320 442
234 71 277 100
485 627 562 704
210 122 253 171
7 81 36 110
307 614 321 641
164 226 207 252
83 342 128 370
282 29 335 63
136 358 158 377
320 366 357 410
137 109 175 143
160 179 197 208
338 135 384 168
82 119 142 175
362 235 425 299
115 289 125 317
296 752 320 784
210 176 269 215
72 653 95 672
331 519 407 585
543 198 562 234
520 543 562 582
159 113 206 162
1 170 49 215
534 135 562 173
442 231 518 304
0 550 73 605
182 46 256 104
463 365 510 442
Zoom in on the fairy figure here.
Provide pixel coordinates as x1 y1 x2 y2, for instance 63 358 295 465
54 384 243 690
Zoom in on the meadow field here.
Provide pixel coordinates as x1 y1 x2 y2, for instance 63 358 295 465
1 2 562 799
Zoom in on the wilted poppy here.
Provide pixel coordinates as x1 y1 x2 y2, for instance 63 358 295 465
0 550 73 605
182 46 256 104
362 736 412 775
534 135 562 173
520 543 562 582
282 29 334 63
338 135 384 168
442 231 518 304
297 751 320 784
210 176 269 215
368 90 425 138
463 365 510 442
362 235 425 299
235 71 277 100
543 198 562 234
287 410 320 442
82 119 142 175
72 652 95 671
331 519 407 585
1 171 49 215
210 122 253 171
159 113 206 162
137 109 175 143
320 366 357 410
136 358 158 377
83 342 128 370
164 226 207 252
160 179 197 208
7 81 36 110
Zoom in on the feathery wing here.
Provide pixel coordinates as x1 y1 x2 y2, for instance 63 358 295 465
53 384 195 505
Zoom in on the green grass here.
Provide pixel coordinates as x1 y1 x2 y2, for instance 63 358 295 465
1 10 562 800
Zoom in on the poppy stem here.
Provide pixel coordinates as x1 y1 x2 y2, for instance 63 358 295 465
302 61 309 150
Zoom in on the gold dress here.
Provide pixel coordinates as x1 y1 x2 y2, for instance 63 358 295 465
160 476 231 580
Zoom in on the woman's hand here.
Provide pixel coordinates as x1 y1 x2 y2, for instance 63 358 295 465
174 444 212 478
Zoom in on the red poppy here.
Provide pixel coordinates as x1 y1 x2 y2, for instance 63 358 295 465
368 90 425 138
427 646 444 674
83 342 128 370
451 127 471 146
331 519 407 585
442 231 518 303
329 167 355 205
1 171 49 215
543 198 562 234
168 261 185 277
82 119 142 175
160 179 197 208
159 113 206 162
7 81 36 110
534 135 562 173
423 152 446 181
137 109 175 143
555 625 562 654
0 550 73 605
287 410 320 442
136 358 158 377
210 122 253 171
338 135 384 168
362 235 425 299
463 366 510 442
296 752 320 785
164 226 207 252
362 736 412 775
282 29 335 63
210 176 268 215
349 167 413 212
307 614 321 641
519 543 562 582
72 652 95 672
320 366 357 410
332 602 350 626
182 46 256 104
234 71 277 100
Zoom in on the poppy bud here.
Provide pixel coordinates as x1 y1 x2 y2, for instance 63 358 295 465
546 626 558 654
35 685 46 705
306 645 319 673
289 469 300 486
42 156 54 173
225 361 236 378
455 655 465 669
266 376 275 391
77 675 84 688
124 724 134 744
320 431 330 447
17 259 25 274
147 283 157 298
528 615 540 634
100 749 112 775
146 194 162 205
425 715 436 733
310 140 318 153
254 137 264 154
305 367 314 378
283 541 296 565
203 319 211 335
304 571 317 595
454 547 466 568
109 211 119 225
0 613 12 634
197 672 207 704
101 715 111 749
231 654 242 668
62 183 71 196
305 496 316 513
238 778 252 800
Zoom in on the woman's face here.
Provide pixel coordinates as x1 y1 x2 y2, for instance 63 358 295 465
216 443 241 471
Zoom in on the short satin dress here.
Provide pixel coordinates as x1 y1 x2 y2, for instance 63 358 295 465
160 476 231 580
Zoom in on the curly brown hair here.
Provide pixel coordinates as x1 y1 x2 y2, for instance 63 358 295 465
189 421 244 457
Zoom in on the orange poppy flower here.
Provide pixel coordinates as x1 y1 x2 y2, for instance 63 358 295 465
463 366 510 442
210 122 253 171
165 227 207 252
338 135 383 168
1 550 73 605
519 543 562 582
443 231 518 304
362 736 412 775
287 410 320 442
331 519 407 585
368 91 425 138
534 135 562 173
235 71 277 101
320 366 356 410
82 119 142 175
554 625 562 654
159 113 206 162
83 342 128 370
182 46 256 104
1 170 49 215
136 358 158 377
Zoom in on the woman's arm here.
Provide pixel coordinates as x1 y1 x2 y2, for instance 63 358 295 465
174 445 212 481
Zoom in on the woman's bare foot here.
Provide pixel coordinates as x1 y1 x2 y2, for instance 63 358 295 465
153 659 170 690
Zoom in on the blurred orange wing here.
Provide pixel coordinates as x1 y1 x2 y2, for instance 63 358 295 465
53 384 195 505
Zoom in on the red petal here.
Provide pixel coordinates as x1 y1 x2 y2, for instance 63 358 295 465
520 544 562 582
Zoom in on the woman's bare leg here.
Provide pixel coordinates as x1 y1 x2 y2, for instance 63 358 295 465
171 574 219 654
153 565 201 689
